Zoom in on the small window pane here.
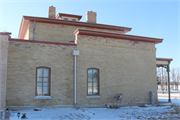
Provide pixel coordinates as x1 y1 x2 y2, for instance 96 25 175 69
93 78 98 82
88 87 92 95
43 78 49 82
88 82 92 87
88 77 92 82
43 68 49 77
37 68 43 77
43 87 48 95
37 78 42 82
93 70 98 79
43 83 48 87
37 83 42 87
37 87 42 95
93 87 98 94
88 70 92 81
93 82 98 87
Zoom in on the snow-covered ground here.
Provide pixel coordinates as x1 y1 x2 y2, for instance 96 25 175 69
8 98 180 120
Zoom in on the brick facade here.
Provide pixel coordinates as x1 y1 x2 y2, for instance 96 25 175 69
5 33 157 107
1 8 162 109
76 35 157 107
7 41 76 106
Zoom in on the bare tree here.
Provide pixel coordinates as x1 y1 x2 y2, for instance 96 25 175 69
171 68 176 91
156 67 161 90
163 67 168 91
175 68 180 91
157 67 180 93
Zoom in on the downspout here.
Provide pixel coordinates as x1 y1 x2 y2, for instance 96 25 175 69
72 50 79 105
167 61 171 102
74 55 77 104
33 21 36 40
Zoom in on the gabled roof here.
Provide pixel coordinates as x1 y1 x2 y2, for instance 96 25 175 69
74 29 163 44
56 13 82 20
18 16 132 39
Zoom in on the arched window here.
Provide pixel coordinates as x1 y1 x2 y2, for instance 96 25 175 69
87 68 99 96
36 67 51 96
72 19 76 21
64 18 68 20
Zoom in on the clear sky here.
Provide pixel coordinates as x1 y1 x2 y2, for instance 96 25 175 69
0 0 179 68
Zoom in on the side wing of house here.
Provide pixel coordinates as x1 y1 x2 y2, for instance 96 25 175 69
75 29 161 107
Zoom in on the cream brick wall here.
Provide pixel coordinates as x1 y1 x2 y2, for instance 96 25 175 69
6 34 157 107
75 35 157 106
28 21 124 43
0 34 9 110
7 41 76 106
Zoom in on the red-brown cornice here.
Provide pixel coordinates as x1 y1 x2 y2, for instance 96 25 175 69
9 38 76 46
0 32 11 35
74 29 163 44
156 58 173 61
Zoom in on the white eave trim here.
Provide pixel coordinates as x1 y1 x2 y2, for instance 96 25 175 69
156 60 169 65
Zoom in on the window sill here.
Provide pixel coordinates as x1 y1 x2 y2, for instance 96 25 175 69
86 96 101 98
34 96 52 99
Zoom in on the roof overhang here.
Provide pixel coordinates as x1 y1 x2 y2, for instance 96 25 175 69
156 58 173 67
74 29 163 44
18 16 132 39
0 32 11 35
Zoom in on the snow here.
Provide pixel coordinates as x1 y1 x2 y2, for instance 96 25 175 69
8 98 179 120
1 110 5 119
159 98 180 105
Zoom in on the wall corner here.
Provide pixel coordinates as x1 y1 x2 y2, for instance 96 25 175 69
0 33 10 110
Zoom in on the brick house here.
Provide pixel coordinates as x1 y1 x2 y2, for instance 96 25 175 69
1 6 165 110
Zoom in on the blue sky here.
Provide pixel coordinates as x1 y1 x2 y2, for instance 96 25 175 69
0 0 179 68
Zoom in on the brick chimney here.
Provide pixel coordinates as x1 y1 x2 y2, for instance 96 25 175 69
48 6 56 18
86 11 97 23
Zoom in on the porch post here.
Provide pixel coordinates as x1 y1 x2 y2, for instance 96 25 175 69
167 61 171 102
